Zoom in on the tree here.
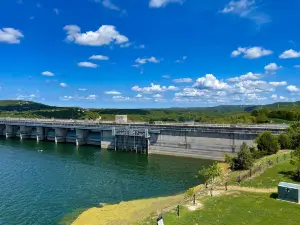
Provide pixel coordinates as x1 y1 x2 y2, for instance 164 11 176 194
236 143 254 170
198 162 222 184
278 133 291 150
256 131 280 155
290 148 300 180
184 188 195 201
287 122 300 149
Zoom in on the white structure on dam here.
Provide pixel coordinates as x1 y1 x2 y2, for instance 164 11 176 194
0 118 288 160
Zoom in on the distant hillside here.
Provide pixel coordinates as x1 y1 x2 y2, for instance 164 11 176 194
0 100 55 112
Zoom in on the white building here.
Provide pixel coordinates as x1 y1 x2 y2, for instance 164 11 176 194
115 115 128 123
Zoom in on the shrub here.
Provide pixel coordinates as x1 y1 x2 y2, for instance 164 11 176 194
256 131 280 155
278 133 291 150
290 148 300 180
184 188 195 200
235 143 254 170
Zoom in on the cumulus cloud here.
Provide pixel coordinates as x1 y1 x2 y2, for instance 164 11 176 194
60 94 97 101
279 96 288 101
60 83 67 87
287 85 300 92
63 25 129 46
135 57 160 64
149 0 184 8
271 94 277 100
42 71 54 76
269 81 287 87
220 0 270 24
231 47 273 59
132 83 178 94
78 88 87 91
89 55 109 60
264 63 282 71
173 78 193 83
162 75 171 79
78 62 98 68
193 74 229 90
0 28 24 44
279 49 300 59
95 0 120 11
105 90 121 95
175 56 188 63
227 72 261 82
16 94 36 100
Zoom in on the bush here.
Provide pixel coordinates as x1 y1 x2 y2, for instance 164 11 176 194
278 133 291 149
250 146 266 160
256 131 280 155
224 153 234 169
184 188 195 200
290 148 300 180
235 143 254 170
287 122 300 149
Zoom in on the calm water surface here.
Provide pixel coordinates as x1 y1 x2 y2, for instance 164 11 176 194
0 137 213 225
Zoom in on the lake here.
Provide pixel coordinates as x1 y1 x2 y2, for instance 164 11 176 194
0 137 213 224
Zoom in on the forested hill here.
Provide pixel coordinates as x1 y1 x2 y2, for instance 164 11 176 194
0 100 300 124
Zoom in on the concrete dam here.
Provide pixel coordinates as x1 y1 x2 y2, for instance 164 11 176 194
0 118 288 160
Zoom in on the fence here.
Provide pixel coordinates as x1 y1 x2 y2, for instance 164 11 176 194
236 152 292 184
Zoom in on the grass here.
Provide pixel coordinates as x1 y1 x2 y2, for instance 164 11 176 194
139 192 300 225
241 160 300 188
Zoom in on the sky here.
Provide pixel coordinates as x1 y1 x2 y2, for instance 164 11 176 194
1 0 300 108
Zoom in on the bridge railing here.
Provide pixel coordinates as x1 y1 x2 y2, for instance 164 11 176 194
0 117 289 130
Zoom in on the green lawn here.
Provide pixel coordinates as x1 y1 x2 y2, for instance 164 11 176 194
139 192 300 225
241 160 300 188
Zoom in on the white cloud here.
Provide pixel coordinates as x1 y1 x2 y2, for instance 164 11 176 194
78 88 87 91
264 63 282 71
221 0 270 24
175 56 188 63
193 74 229 90
136 93 143 98
279 49 300 59
153 94 163 98
271 94 277 100
64 25 129 46
105 90 121 95
162 75 171 79
294 65 300 68
149 0 184 8
173 78 193 83
60 83 67 88
60 94 97 101
269 81 287 87
16 94 37 100
120 42 132 48
89 55 109 60
231 47 273 59
78 62 98 68
53 8 59 15
227 72 261 82
97 0 120 11
175 88 209 97
287 85 300 92
135 57 160 64
132 83 178 93
0 28 24 44
42 71 54 77
279 96 288 101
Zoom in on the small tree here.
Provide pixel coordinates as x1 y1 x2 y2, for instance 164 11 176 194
290 148 300 180
256 131 280 155
236 142 254 170
198 162 222 185
278 133 291 150
184 188 195 201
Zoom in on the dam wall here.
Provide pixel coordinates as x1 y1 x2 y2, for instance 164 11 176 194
0 118 288 160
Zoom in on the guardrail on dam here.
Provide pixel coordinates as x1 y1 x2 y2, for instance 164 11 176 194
0 118 288 160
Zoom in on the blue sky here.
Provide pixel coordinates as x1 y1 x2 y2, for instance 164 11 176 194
1 0 300 108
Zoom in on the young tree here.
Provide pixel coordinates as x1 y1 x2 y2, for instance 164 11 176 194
290 148 300 180
184 188 195 201
198 162 222 184
278 133 291 150
236 142 254 170
256 131 280 155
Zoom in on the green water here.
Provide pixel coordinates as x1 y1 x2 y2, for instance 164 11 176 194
0 137 213 225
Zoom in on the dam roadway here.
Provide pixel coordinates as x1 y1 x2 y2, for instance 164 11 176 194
0 118 288 160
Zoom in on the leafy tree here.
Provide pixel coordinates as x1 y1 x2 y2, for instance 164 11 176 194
256 131 280 155
287 122 300 149
235 143 254 170
290 148 300 180
278 133 291 149
184 188 195 200
223 153 234 169
198 162 222 184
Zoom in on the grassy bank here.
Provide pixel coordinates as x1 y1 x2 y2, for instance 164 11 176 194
68 185 203 225
139 191 300 225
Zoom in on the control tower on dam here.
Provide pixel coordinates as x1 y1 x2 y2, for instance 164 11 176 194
0 118 288 160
